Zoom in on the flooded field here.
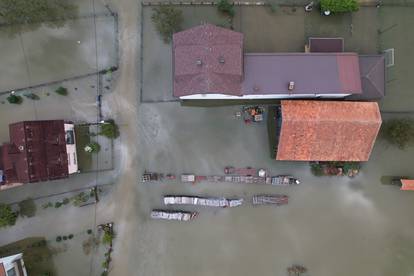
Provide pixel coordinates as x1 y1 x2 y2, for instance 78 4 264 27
112 103 414 276
0 15 117 92
1 0 414 275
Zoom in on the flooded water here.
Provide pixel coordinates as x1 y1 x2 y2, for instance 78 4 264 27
103 1 414 276
1 0 414 275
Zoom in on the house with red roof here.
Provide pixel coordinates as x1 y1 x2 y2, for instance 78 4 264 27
0 120 78 190
172 24 385 100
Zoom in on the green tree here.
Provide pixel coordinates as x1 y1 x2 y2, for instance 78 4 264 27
320 0 359 13
18 198 37 218
7 94 23 104
55 86 68 96
217 0 235 17
0 203 17 227
0 0 78 35
99 120 120 139
151 6 183 43
382 119 414 149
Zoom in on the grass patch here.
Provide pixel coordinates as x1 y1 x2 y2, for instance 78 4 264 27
267 105 279 159
0 237 56 276
75 125 92 172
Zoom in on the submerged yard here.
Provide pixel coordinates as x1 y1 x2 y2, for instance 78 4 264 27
1 1 414 276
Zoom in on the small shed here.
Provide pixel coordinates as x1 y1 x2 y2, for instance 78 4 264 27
400 179 414 191
309 37 344 53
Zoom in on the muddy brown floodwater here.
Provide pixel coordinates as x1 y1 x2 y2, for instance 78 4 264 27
87 1 414 276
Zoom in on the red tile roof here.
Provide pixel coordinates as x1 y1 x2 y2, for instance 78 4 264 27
276 101 382 161
0 120 69 186
400 179 414 191
173 24 243 97
0 263 5 276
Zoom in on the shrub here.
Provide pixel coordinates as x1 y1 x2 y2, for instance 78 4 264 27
87 229 93 235
23 93 40 100
320 0 359 13
217 0 235 17
310 162 324 176
42 202 53 209
382 119 414 149
56 236 62 242
72 192 90 206
99 119 120 139
7 94 23 104
18 198 37 218
84 142 101 153
68 234 74 239
0 203 17 227
55 86 68 96
102 231 114 245
151 6 183 43
62 198 70 205
269 1 280 13
54 202 62 208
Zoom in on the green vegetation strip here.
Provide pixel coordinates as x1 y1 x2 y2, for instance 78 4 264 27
75 125 92 172
267 106 278 159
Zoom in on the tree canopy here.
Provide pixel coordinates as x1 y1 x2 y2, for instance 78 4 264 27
151 6 183 44
320 0 359 13
0 0 78 34
381 119 414 149
0 203 17 228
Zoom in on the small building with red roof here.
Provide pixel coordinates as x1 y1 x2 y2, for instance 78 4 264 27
400 179 414 191
274 100 382 161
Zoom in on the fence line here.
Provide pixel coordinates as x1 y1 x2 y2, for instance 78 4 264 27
7 183 113 206
0 12 115 28
141 1 414 6
0 13 120 97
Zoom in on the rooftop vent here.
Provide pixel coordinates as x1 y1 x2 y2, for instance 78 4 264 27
288 81 295 91
18 145 24 151
219 56 225 64
196 59 203 66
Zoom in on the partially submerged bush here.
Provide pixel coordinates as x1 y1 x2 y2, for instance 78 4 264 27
151 6 183 43
102 230 115 245
7 94 23 104
310 162 324 176
84 142 101 153
267 0 279 13
320 0 359 13
18 198 37 218
217 0 235 17
24 92 40 100
99 119 120 139
382 119 414 149
0 203 17 227
55 86 68 96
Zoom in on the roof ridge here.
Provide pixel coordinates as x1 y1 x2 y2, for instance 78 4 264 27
364 57 384 96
